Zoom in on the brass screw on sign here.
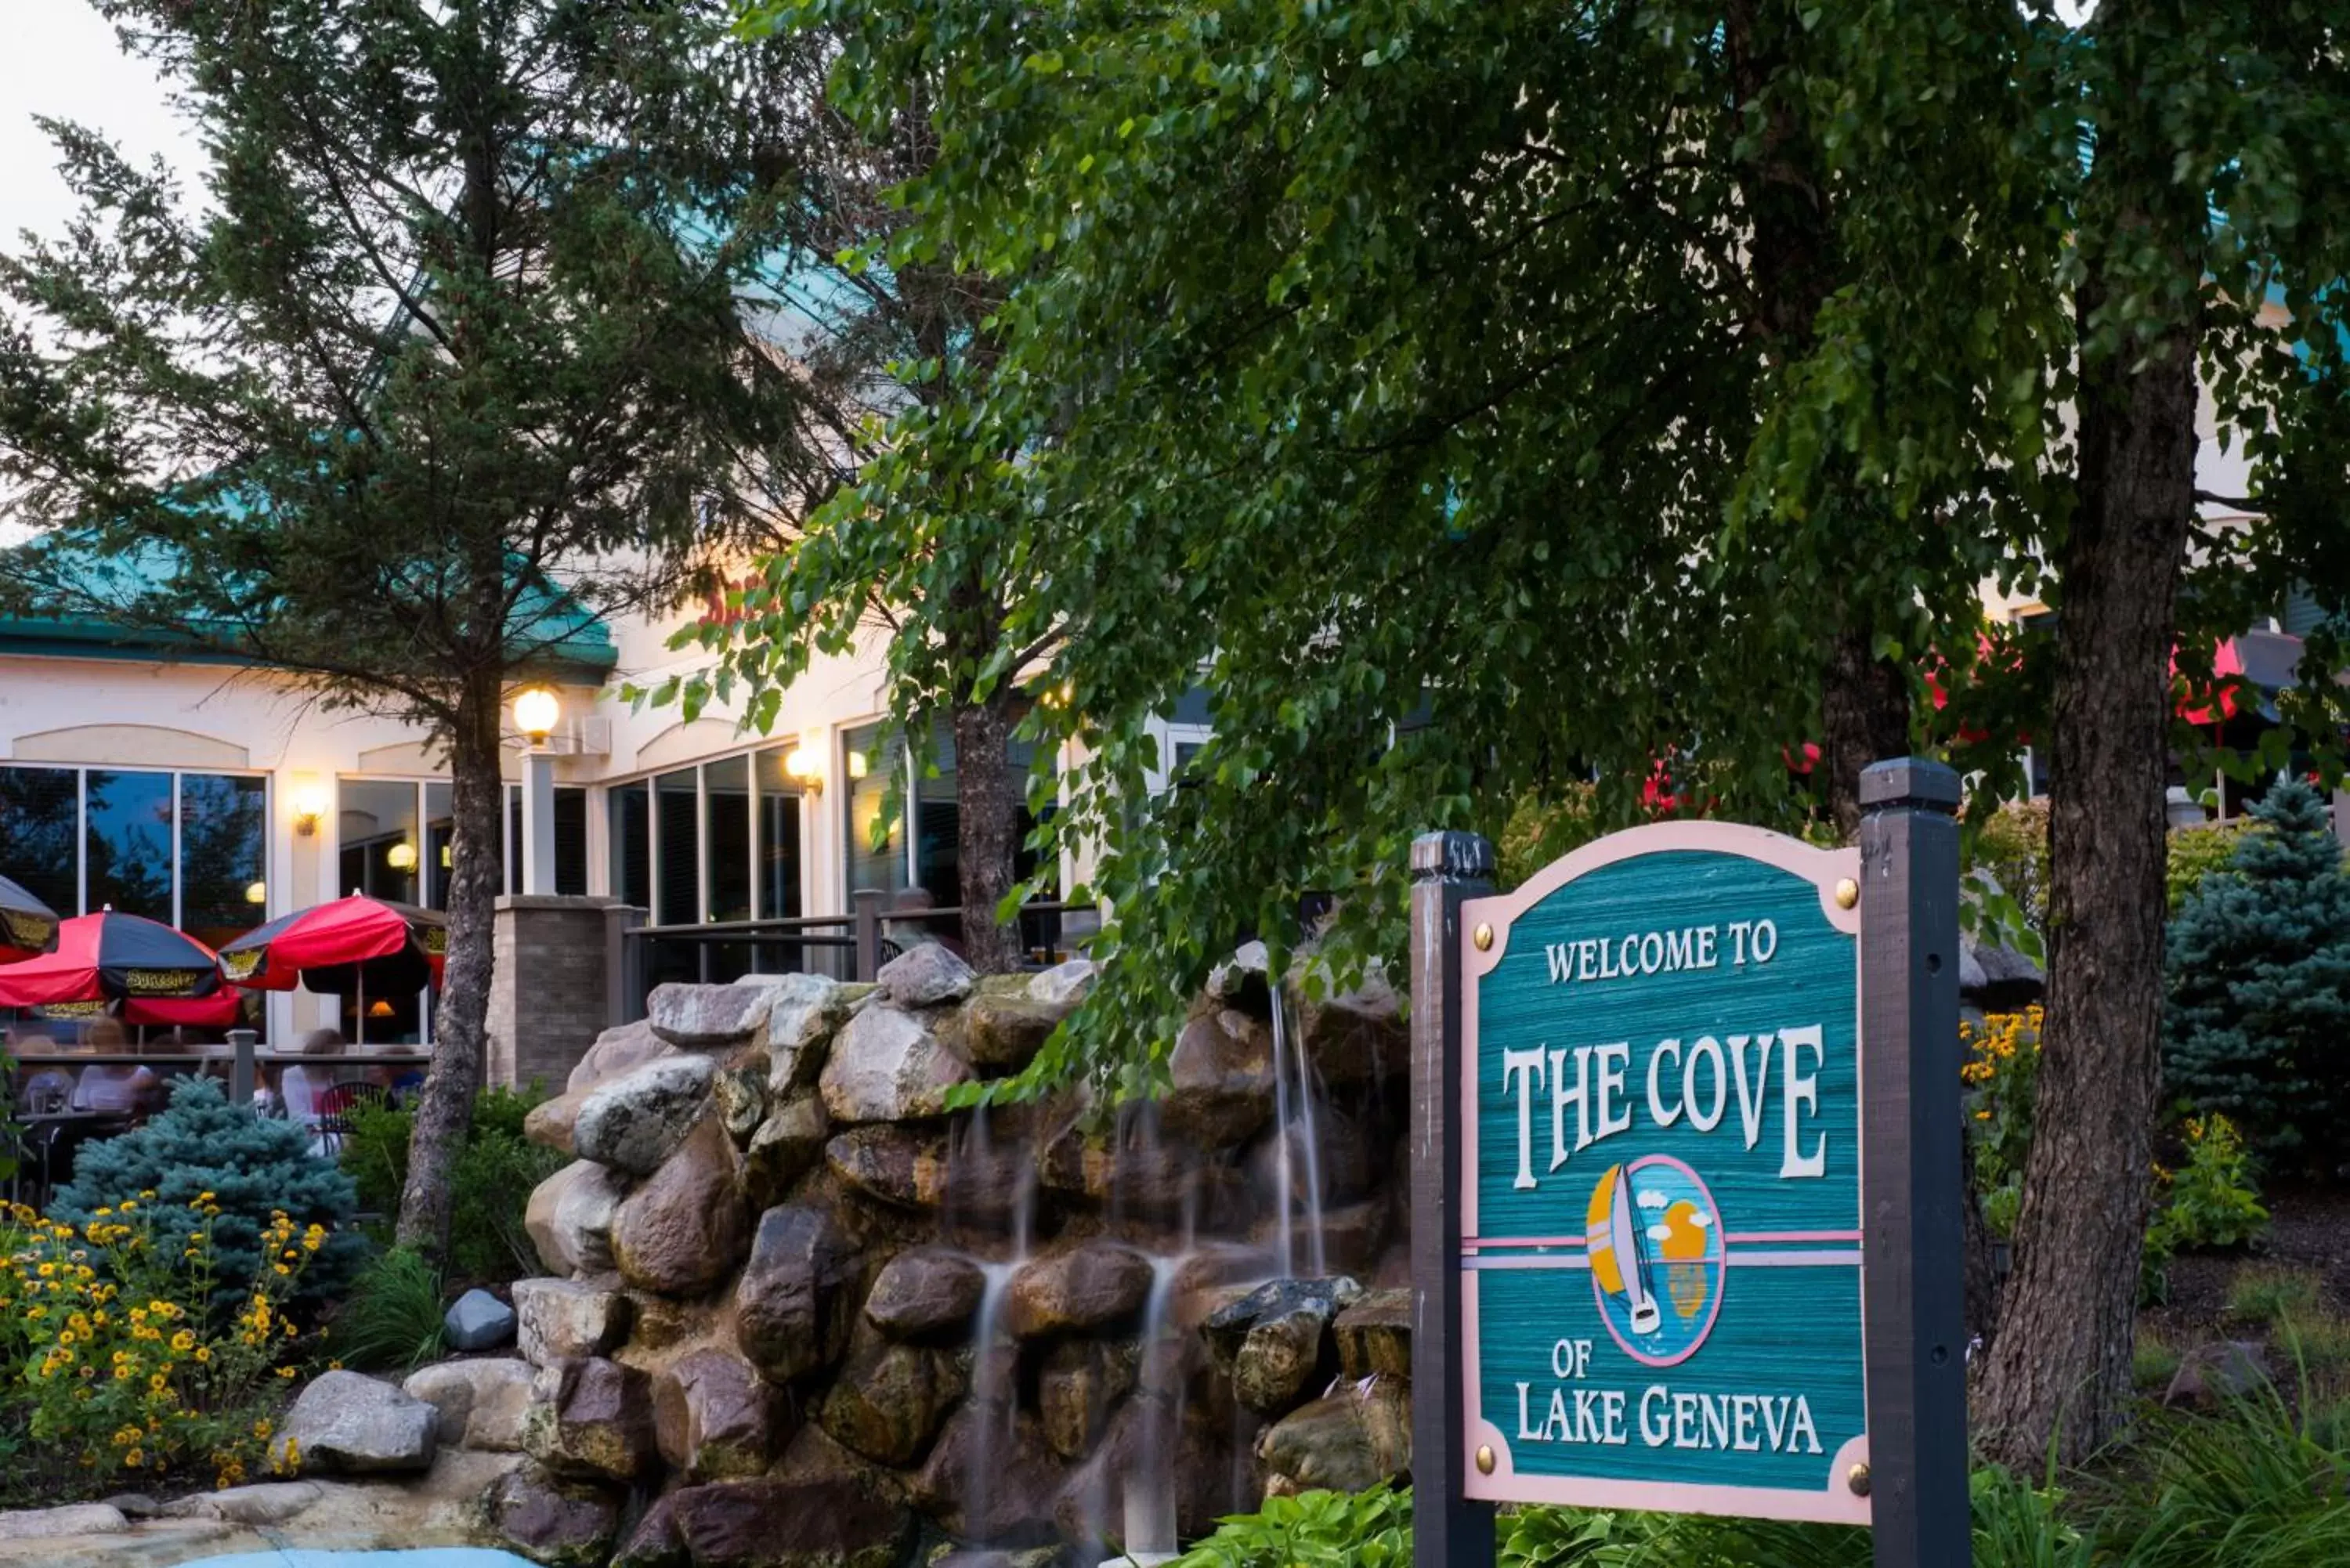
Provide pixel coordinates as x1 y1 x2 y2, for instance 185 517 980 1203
1473 923 1494 951
1475 1445 1496 1476
1847 1462 1872 1497
1835 878 1860 909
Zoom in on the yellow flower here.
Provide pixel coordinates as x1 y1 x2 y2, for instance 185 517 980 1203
171 1330 196 1353
124 1449 143 1468
193 1346 211 1363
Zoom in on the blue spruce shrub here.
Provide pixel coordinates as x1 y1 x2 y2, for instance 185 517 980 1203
52 1076 365 1301
2164 779 2350 1156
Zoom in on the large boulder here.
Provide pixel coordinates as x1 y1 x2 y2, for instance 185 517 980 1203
1038 1337 1140 1461
1206 941 1271 1010
2165 1340 2273 1411
528 1356 658 1482
488 1461 625 1568
819 1325 964 1467
1257 1372 1412 1496
654 1347 786 1482
1965 938 2047 1011
443 1287 515 1353
403 1357 536 1453
1028 958 1094 1009
820 1006 974 1123
939 988 1066 1072
609 1117 754 1298
741 1093 831 1209
876 942 976 1008
863 1247 985 1341
1007 1241 1153 1339
567 1017 674 1096
761 972 857 1094
272 1371 437 1475
1289 959 1407 1086
1162 1007 1276 1147
573 1054 717 1176
666 1476 913 1568
513 1277 632 1366
733 1204 858 1384
522 1086 590 1154
826 1123 953 1209
910 1407 1067 1547
649 980 778 1050
524 1159 628 1277
1333 1288 1412 1380
1202 1277 1363 1415
714 1065 768 1142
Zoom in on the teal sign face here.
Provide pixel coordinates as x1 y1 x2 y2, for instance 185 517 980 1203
1458 823 1870 1524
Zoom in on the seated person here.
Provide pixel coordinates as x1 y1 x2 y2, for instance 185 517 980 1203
70 1019 156 1118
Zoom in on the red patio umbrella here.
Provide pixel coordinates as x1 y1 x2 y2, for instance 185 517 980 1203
219 895 443 1043
0 910 237 1026
0 874 62 964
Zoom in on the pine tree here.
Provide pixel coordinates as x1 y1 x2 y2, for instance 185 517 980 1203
2165 779 2350 1157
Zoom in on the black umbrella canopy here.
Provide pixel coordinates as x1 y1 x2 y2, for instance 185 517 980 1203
0 874 63 963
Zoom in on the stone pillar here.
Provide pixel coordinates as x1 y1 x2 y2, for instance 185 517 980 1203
487 894 620 1092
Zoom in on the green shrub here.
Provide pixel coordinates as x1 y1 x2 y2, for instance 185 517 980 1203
333 1246 446 1371
1498 786 1603 891
1176 1484 1411 1567
2167 821 2249 912
2164 780 2350 1156
2106 1396 2350 1568
2227 1266 2326 1328
338 1085 562 1285
2149 1115 2269 1253
52 1078 363 1306
1972 798 2052 942
2274 1312 2350 1375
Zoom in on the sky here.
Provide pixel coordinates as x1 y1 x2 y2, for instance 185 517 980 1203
0 2 197 251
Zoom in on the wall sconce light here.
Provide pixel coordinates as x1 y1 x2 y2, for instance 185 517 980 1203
385 841 420 873
783 743 824 792
846 749 870 782
291 785 327 837
367 999 396 1020
243 880 267 906
512 686 562 746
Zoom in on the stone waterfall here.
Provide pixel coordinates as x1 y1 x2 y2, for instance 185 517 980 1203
479 942 1419 1567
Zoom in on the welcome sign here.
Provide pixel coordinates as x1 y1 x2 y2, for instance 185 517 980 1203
1456 822 1870 1523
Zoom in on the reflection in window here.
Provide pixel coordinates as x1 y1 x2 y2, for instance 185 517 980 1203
0 767 78 919
916 721 960 906
654 770 699 924
425 783 454 909
609 782 649 910
843 724 906 898
501 784 588 897
756 748 802 919
85 770 174 919
179 774 267 948
338 781 421 903
704 755 752 923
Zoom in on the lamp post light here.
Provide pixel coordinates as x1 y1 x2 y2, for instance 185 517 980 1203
513 686 562 896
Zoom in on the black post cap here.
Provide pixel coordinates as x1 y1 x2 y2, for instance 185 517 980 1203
1859 757 1963 813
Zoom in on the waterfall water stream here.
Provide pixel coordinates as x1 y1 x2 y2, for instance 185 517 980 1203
959 1104 1036 1545
1267 986 1327 1277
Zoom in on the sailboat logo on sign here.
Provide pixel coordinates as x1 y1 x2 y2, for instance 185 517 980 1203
1585 1155 1724 1367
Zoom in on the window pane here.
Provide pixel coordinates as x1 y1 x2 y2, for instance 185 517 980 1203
916 719 959 905
555 786 588 898
608 782 649 909
179 774 267 948
85 770 174 919
756 748 802 919
0 766 78 918
338 781 421 904
704 756 752 923
424 783 454 909
843 724 905 898
654 769 699 924
505 786 522 898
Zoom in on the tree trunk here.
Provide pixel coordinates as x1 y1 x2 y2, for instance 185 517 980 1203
1974 242 2200 1466
395 669 504 1260
952 692 1025 973
1820 622 1913 839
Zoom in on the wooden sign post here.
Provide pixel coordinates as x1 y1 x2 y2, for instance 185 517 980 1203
1409 757 1965 1568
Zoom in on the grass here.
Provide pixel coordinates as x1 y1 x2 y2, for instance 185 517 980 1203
332 1246 446 1371
2134 1326 2184 1390
2272 1310 2350 1375
2225 1266 2326 1328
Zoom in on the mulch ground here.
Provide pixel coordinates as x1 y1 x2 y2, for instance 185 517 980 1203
2144 1182 2350 1339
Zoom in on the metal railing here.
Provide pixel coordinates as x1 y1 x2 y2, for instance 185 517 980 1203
617 891 1086 1017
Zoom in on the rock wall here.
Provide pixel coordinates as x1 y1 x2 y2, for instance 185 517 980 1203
487 942 1420 1566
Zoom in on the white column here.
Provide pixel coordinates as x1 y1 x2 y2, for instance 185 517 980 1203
522 748 558 895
